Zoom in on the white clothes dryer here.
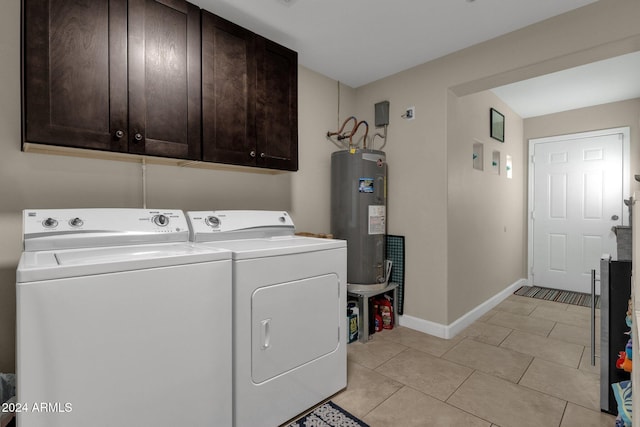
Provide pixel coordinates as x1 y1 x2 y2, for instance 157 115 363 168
16 209 232 427
187 210 347 427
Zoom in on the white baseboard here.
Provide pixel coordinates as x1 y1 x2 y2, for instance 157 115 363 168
398 313 449 338
398 278 528 339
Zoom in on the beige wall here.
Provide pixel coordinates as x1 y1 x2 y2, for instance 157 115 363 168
447 91 525 322
292 68 356 234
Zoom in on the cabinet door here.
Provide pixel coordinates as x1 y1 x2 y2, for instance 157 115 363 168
23 0 128 151
201 11 257 166
128 0 201 160
256 38 298 171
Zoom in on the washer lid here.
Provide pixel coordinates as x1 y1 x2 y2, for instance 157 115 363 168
17 243 231 283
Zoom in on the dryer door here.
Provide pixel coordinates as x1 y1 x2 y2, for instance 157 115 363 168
251 273 340 383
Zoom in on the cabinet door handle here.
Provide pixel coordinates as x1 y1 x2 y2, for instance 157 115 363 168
250 150 256 158
134 133 143 141
114 130 124 140
260 153 289 161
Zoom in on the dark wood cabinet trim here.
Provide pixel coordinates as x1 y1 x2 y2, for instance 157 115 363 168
186 2 202 160
109 0 129 150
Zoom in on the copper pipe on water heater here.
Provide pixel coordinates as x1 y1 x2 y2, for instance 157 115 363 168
351 120 369 149
327 116 358 143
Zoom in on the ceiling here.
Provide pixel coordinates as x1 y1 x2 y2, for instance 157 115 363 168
191 0 640 117
491 51 640 118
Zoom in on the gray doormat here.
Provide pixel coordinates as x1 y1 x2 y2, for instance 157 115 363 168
286 401 369 427
514 285 600 308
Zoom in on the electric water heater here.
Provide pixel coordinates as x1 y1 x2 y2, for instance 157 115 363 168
331 149 387 291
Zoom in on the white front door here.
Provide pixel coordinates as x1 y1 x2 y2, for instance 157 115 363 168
529 128 629 293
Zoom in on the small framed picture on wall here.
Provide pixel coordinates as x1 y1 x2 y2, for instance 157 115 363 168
490 108 504 142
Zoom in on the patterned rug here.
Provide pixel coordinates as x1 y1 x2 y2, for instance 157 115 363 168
514 285 600 308
286 401 369 427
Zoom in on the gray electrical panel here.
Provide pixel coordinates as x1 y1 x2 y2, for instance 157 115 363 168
331 149 387 289
375 101 390 127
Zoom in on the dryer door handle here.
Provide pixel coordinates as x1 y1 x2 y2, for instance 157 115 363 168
260 319 271 350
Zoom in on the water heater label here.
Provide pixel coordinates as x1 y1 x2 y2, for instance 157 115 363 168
359 178 374 193
368 205 386 235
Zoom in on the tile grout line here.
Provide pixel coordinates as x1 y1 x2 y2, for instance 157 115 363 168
443 368 476 404
358 384 405 422
495 326 515 347
557 401 569 427
515 354 536 385
369 345 410 373
439 370 496 426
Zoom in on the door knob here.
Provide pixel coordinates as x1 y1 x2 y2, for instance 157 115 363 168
611 215 619 221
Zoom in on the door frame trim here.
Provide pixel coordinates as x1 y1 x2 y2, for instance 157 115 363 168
527 126 630 284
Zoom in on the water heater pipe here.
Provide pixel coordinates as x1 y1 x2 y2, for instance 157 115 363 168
372 125 388 150
351 120 369 149
327 116 358 143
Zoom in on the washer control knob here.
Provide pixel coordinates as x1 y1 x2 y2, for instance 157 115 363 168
153 214 169 227
69 217 84 227
43 218 58 228
206 216 220 228
279 216 286 223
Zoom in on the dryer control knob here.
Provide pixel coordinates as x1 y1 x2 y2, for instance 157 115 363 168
153 214 169 227
43 218 58 228
206 216 220 228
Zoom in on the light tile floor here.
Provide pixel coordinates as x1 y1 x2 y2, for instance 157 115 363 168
332 294 617 427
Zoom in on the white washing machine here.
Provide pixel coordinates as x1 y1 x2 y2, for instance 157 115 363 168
16 209 233 427
187 210 347 427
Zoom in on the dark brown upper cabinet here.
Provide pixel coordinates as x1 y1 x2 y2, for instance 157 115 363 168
128 0 201 159
23 0 128 152
23 0 201 160
23 1 296 171
201 12 256 167
202 12 298 171
255 37 298 171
